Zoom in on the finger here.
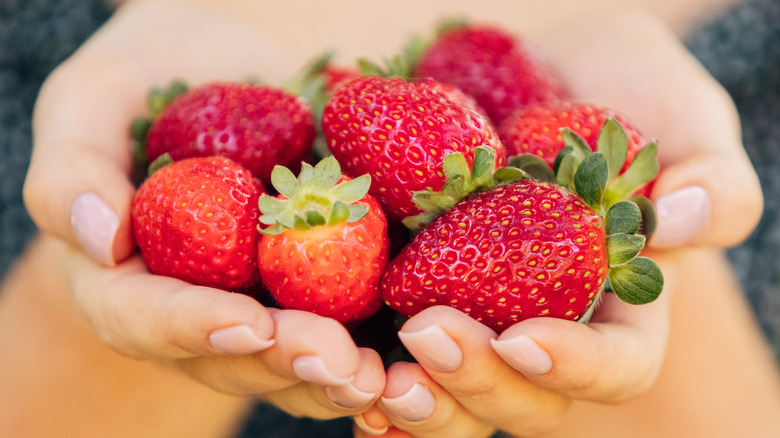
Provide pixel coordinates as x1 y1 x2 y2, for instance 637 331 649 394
397 306 570 436
263 347 385 420
65 247 274 360
490 249 679 403
379 362 496 438
354 405 394 437
175 308 362 396
535 10 762 248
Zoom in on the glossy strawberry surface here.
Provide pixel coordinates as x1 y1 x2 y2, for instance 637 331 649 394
146 82 315 186
381 179 608 333
258 191 389 326
322 75 505 222
132 156 265 293
415 25 566 126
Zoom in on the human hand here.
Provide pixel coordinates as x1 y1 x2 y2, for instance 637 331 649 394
23 0 383 420
354 10 759 437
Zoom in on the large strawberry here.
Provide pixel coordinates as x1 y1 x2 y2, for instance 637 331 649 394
322 74 505 223
410 22 567 126
132 156 265 293
381 121 663 333
132 80 315 187
257 156 389 327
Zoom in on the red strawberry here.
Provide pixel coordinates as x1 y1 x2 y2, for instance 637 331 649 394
382 124 663 333
132 156 265 293
257 156 389 326
499 100 648 177
412 23 566 126
141 81 315 186
322 75 505 223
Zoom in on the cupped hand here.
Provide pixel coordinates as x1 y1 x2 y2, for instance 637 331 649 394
22 0 382 420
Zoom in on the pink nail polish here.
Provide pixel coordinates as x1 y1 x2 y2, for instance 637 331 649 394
325 383 375 408
651 186 711 247
398 326 463 372
381 383 435 422
292 355 354 386
491 335 552 375
70 192 119 266
209 325 275 355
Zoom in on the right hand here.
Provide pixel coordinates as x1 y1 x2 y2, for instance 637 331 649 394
23 0 383 419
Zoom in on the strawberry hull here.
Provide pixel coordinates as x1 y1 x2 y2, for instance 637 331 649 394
380 180 608 333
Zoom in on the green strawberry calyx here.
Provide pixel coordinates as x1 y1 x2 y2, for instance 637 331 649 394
511 117 664 309
258 156 371 235
130 80 189 171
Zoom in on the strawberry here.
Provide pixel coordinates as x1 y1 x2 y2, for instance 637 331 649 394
257 156 389 326
322 74 506 223
498 101 653 196
133 80 315 187
132 156 265 293
410 22 567 126
381 121 664 333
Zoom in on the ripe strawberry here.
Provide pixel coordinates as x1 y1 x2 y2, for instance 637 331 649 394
257 156 389 326
498 100 648 177
381 122 664 333
322 75 505 223
411 23 567 126
136 80 315 186
132 156 265 293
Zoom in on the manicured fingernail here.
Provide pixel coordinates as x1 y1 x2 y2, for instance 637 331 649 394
398 325 462 372
70 192 119 266
491 335 552 375
381 383 435 422
652 186 711 247
292 355 354 386
354 412 389 436
209 325 275 355
326 383 375 409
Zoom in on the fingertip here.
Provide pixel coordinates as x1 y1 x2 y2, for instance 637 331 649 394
649 185 712 248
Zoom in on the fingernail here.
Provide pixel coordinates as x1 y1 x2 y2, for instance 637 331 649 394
70 192 119 266
491 335 552 375
398 326 462 372
209 325 275 355
354 412 389 436
292 355 354 387
381 383 435 422
652 186 711 247
326 383 375 409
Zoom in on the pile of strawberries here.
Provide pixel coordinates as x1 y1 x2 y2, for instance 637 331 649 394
130 21 663 338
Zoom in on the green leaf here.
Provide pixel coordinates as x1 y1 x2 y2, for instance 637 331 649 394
604 141 659 205
441 176 468 201
493 166 527 184
327 201 351 225
258 194 286 216
607 233 647 266
147 153 174 176
313 155 341 188
297 162 316 187
270 165 300 199
346 203 369 222
560 128 592 162
631 194 658 239
605 201 642 235
574 153 608 209
330 174 370 203
307 210 327 227
411 190 453 212
471 146 496 185
596 118 629 184
442 151 471 181
130 116 152 143
402 210 439 233
554 150 578 189
608 257 664 305
257 224 287 236
507 154 554 182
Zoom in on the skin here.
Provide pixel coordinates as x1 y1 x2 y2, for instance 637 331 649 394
4 0 777 436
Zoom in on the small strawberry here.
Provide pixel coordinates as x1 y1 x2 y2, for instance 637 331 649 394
257 156 389 326
322 74 505 223
498 101 651 187
132 156 265 293
133 80 315 187
381 121 663 333
410 22 567 126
